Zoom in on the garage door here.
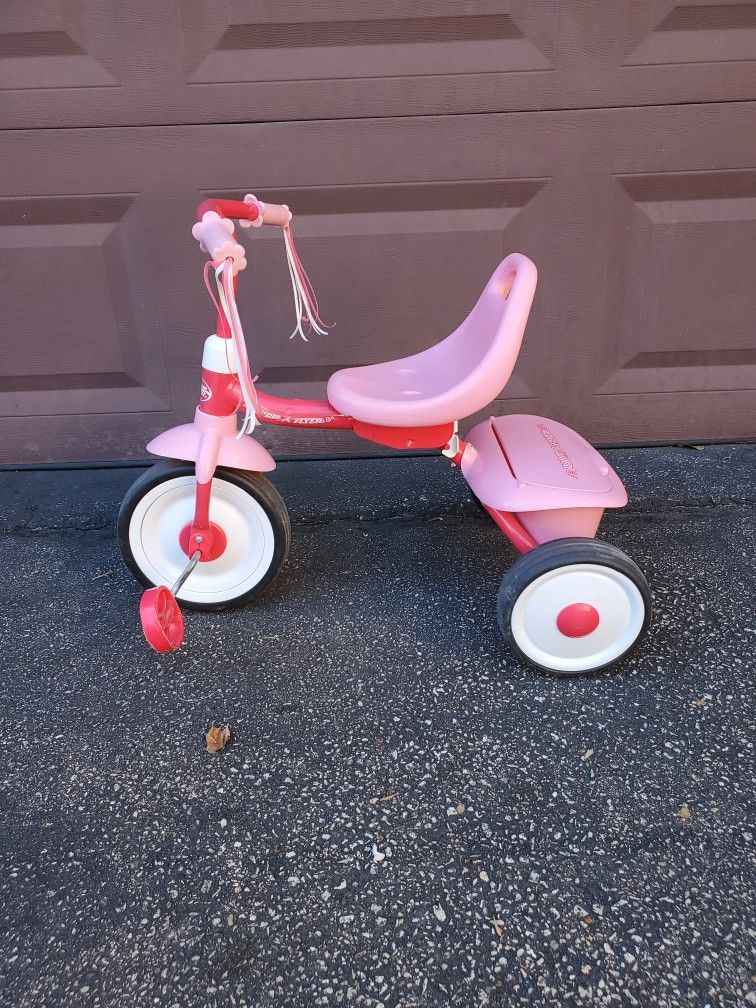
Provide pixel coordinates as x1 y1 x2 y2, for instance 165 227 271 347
1 2 754 463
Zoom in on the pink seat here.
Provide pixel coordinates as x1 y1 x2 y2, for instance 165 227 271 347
327 254 538 427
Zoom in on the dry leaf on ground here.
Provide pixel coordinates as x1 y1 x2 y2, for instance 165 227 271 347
677 803 692 821
205 724 231 753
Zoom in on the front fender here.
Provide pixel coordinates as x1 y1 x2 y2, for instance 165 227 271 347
146 409 276 474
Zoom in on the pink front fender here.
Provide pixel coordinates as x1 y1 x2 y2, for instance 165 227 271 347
146 408 276 475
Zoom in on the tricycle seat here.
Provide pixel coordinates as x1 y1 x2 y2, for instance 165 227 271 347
327 255 537 427
462 415 627 513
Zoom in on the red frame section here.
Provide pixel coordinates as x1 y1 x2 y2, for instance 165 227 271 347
255 390 353 429
480 502 537 554
197 371 537 554
180 478 228 561
352 420 454 451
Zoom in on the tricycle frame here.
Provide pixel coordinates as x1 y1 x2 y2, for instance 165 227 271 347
158 354 538 565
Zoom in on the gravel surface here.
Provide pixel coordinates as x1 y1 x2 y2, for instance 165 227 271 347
1 448 754 1008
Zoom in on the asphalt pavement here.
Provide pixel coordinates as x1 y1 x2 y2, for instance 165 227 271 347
0 444 754 1008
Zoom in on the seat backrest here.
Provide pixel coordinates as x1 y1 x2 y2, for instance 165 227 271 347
432 253 538 418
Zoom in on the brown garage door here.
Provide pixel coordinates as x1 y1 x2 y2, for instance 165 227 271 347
1 2 754 463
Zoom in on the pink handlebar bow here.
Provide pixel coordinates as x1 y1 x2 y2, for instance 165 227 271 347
191 211 247 274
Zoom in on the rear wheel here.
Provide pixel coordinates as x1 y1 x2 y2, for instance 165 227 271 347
118 461 290 611
497 538 650 674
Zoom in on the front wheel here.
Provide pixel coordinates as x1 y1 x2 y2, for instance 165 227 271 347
118 461 290 611
497 538 650 675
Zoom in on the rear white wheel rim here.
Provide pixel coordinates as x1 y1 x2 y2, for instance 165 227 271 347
510 563 645 673
129 475 276 605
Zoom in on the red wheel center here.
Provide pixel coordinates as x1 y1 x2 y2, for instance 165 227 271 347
556 602 600 638
179 521 228 561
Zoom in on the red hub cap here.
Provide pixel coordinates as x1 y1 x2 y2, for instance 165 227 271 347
556 602 600 638
179 521 227 561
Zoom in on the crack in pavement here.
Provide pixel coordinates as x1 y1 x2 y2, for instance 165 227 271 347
1 497 754 540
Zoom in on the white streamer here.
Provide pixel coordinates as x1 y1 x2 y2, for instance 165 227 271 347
283 225 329 341
216 260 258 438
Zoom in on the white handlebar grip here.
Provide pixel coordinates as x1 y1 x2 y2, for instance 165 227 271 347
241 193 292 228
262 201 292 227
191 211 247 273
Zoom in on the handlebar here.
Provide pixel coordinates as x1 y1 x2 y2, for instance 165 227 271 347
192 194 292 274
195 197 260 225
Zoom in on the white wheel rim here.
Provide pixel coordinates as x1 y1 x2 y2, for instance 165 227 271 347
510 563 645 673
128 475 276 605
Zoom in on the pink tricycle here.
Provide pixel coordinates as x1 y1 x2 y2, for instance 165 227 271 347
118 194 650 674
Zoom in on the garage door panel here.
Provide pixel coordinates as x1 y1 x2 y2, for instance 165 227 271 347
185 0 555 84
0 193 170 421
0 0 118 88
597 170 756 397
623 1 756 65
0 115 564 461
4 1 756 129
0 413 180 465
586 389 755 445
0 106 753 461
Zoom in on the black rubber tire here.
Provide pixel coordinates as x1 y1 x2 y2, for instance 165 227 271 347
497 537 651 675
117 460 291 611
